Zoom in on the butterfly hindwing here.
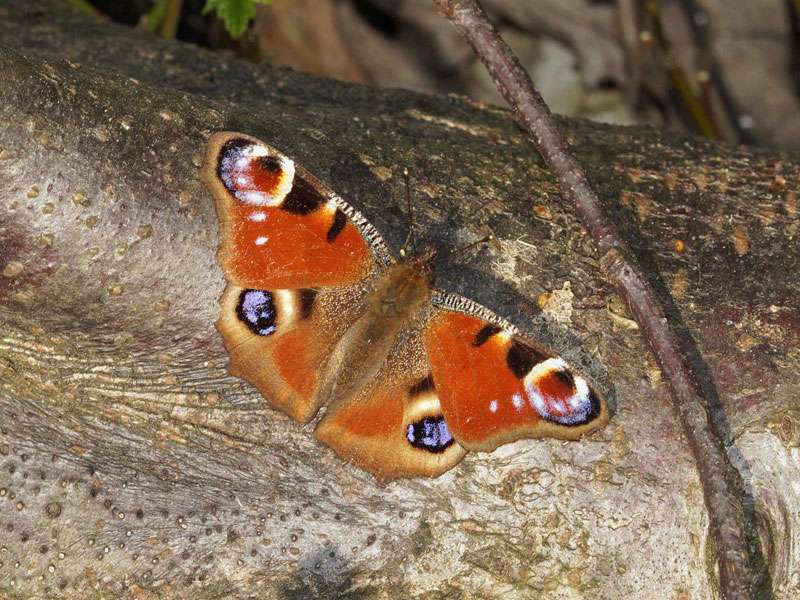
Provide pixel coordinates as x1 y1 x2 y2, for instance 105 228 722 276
425 295 609 452
315 323 467 482
312 294 607 481
217 283 367 422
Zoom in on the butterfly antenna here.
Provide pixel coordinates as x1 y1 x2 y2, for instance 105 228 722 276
448 233 494 263
400 168 416 258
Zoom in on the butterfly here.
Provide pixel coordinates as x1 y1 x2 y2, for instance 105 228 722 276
201 132 609 482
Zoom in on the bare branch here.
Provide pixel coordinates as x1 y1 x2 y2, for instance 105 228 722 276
433 1 756 598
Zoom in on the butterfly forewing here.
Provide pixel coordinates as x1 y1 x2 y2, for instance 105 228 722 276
425 299 608 452
202 132 387 290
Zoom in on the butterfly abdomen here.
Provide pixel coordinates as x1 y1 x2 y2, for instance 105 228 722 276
317 263 432 408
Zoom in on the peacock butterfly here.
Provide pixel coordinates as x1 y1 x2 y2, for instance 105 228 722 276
201 132 609 482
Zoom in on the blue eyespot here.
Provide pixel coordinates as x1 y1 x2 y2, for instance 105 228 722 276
236 289 277 336
406 416 454 453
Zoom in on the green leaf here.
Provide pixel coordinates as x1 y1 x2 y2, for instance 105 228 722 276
203 0 272 39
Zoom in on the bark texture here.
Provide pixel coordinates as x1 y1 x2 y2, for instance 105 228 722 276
0 1 799 598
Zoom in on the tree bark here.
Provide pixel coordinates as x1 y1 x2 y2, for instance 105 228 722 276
0 1 798 598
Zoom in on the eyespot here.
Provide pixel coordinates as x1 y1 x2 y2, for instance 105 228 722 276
524 359 600 426
236 289 277 336
406 416 454 453
217 138 294 206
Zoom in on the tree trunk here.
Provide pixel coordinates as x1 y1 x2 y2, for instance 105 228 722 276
0 1 798 598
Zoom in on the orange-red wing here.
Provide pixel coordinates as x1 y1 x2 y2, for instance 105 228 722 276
202 132 385 290
217 284 364 423
425 309 608 452
316 328 466 482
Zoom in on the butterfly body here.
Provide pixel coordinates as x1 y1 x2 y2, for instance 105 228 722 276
202 132 610 482
316 259 431 415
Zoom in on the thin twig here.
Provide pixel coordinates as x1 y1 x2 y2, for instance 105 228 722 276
66 0 108 20
433 1 755 598
786 0 800 100
676 0 754 144
645 0 720 139
159 0 184 39
139 0 183 39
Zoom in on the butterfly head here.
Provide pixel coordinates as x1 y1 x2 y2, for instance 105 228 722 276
403 245 438 280
400 233 494 286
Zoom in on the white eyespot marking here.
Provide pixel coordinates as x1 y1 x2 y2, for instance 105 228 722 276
512 393 524 411
571 376 591 409
323 199 337 215
405 392 444 424
495 330 513 344
248 212 267 222
220 142 295 207
489 400 498 413
524 358 569 388
528 386 547 417
239 191 270 205
254 236 268 245
273 289 297 323
243 145 268 159
523 358 594 425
